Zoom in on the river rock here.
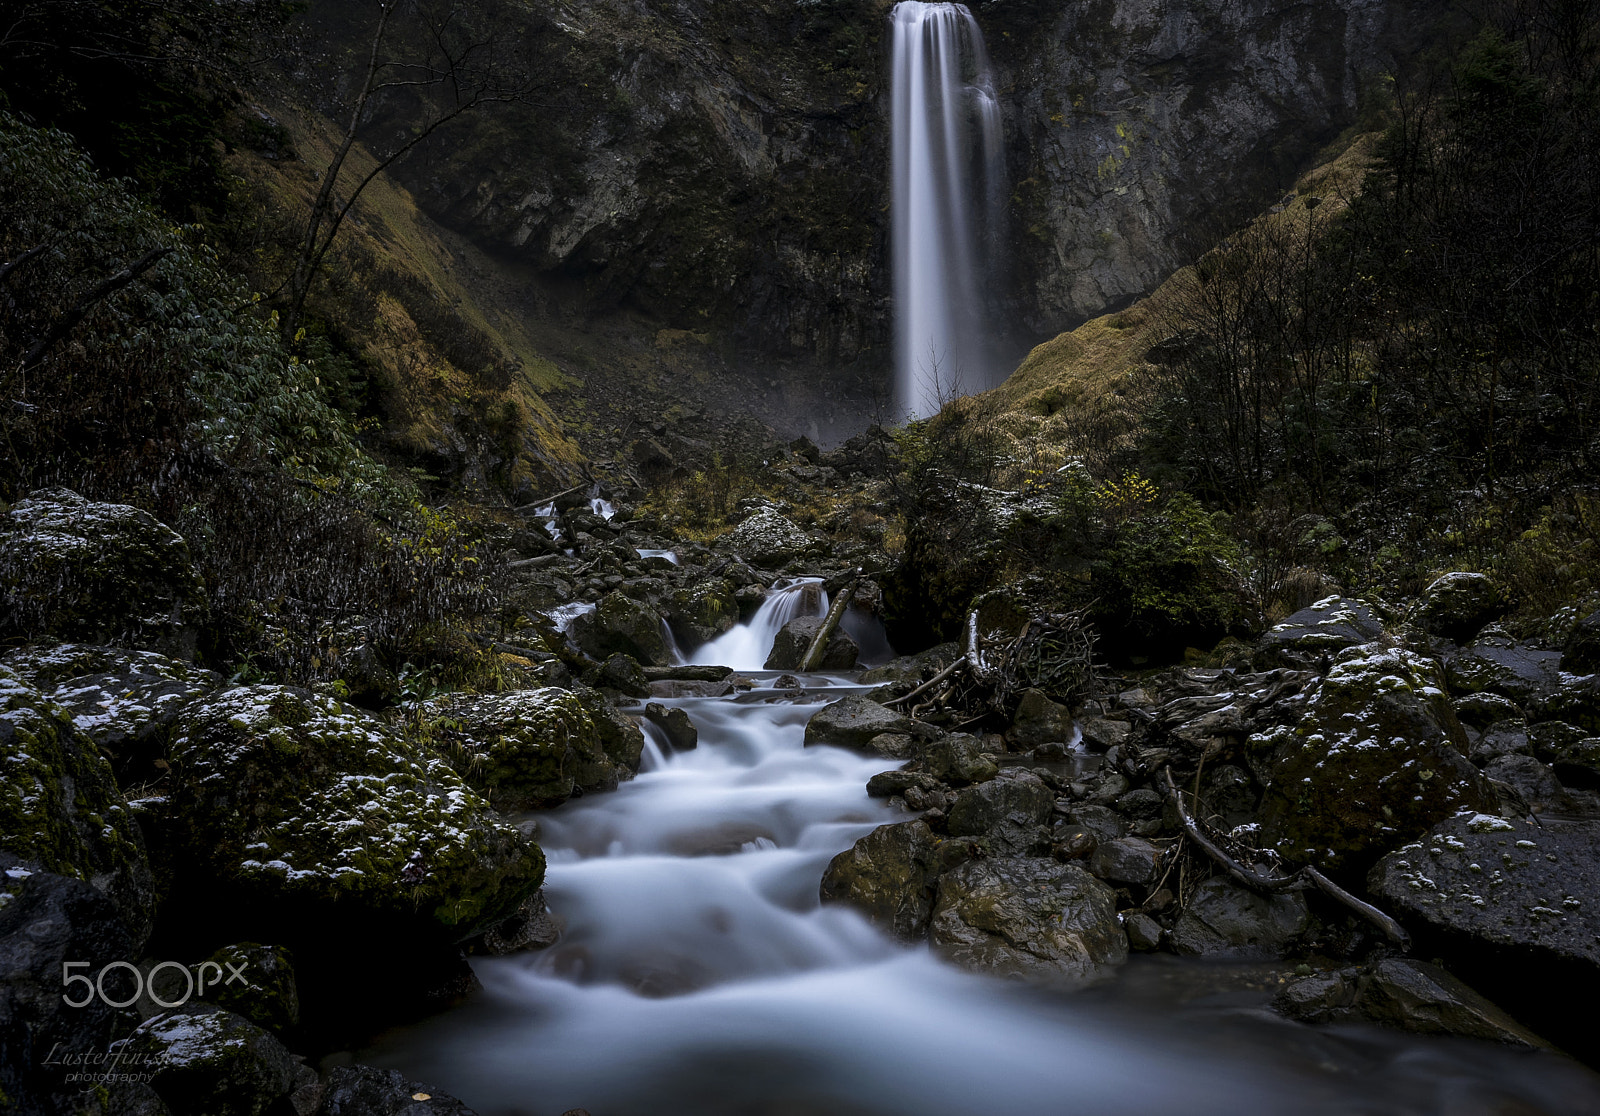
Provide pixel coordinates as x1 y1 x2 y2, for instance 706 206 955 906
858 643 962 686
661 579 739 647
1007 689 1074 749
317 1065 479 1115
1124 911 1164 951
714 509 813 567
921 733 999 785
819 820 962 940
1561 610 1600 675
1531 673 1600 733
468 888 561 956
122 1007 314 1116
765 615 858 670
1089 836 1162 885
930 858 1128 987
569 592 673 666
1470 719 1531 765
0 667 154 945
1417 572 1504 642
165 685 544 943
1254 644 1491 870
570 685 646 772
946 773 1054 856
1077 715 1132 750
591 652 650 698
1453 691 1522 730
1253 596 1386 670
804 695 913 750
645 702 698 751
1368 813 1600 974
442 687 618 806
1443 633 1563 707
0 868 142 1111
1353 958 1548 1047
1169 877 1310 958
0 489 207 656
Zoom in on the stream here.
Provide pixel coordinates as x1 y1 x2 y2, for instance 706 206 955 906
365 588 1600 1115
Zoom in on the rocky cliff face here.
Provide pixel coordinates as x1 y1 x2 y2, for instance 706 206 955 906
364 0 1439 374
984 0 1436 332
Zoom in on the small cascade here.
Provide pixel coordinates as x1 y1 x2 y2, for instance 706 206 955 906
636 720 670 773
891 1 1005 420
689 578 828 670
635 548 680 565
658 618 686 666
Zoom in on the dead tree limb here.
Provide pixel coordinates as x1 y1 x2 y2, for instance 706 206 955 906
0 243 48 289
22 247 172 369
800 571 857 671
1161 768 1411 947
1304 865 1411 948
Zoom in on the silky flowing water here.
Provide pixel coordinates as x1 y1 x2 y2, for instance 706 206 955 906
366 595 1600 1115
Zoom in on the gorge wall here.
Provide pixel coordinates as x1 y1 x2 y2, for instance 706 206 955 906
339 0 1446 392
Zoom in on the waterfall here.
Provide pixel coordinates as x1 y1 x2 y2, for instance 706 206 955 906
688 578 828 670
891 1 1004 421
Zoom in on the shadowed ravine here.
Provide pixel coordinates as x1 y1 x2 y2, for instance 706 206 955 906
363 610 1600 1116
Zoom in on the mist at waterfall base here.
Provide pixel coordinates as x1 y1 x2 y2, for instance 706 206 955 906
362 583 1600 1116
892 1 1005 422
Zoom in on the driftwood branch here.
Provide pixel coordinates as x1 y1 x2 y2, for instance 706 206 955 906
1304 865 1411 948
965 608 997 684
885 656 967 708
1161 768 1411 947
22 247 172 368
800 571 857 671
1162 768 1298 893
514 483 586 515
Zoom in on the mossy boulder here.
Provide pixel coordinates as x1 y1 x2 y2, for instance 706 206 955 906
569 684 646 771
441 687 617 808
819 820 970 941
166 685 543 942
715 508 814 567
201 943 299 1037
929 858 1128 987
661 579 739 647
1254 596 1386 670
569 591 673 665
1417 572 1504 642
122 1007 313 1116
1442 633 1562 707
2 643 219 778
0 489 207 656
0 666 154 945
1255 644 1492 872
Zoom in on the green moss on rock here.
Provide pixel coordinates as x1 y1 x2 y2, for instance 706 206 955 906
440 687 614 809
0 490 207 656
1256 644 1492 872
0 666 153 944
169 685 542 939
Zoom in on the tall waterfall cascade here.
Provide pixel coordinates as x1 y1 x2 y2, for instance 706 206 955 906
891 1 1005 421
